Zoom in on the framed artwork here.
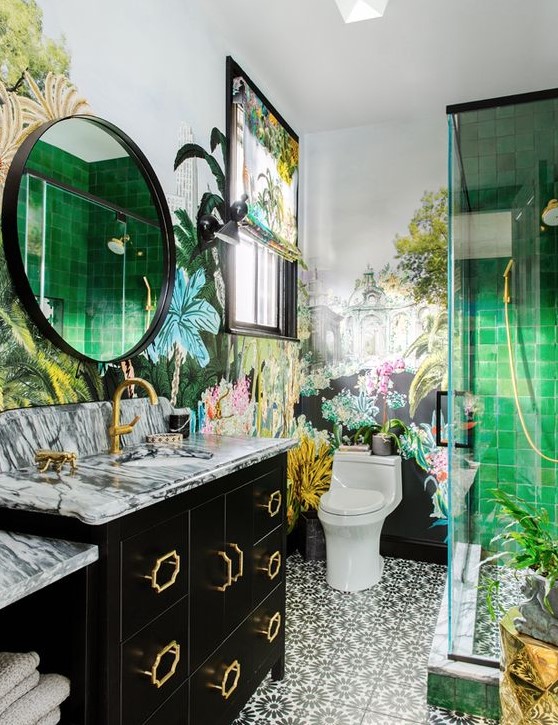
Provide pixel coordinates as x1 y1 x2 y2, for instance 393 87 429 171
225 57 299 339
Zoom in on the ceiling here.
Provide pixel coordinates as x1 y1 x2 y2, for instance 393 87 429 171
197 0 558 134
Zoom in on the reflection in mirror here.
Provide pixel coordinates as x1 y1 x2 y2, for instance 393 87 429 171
4 116 174 363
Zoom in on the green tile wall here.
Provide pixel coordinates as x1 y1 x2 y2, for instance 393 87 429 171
427 673 500 720
17 142 164 360
453 96 558 550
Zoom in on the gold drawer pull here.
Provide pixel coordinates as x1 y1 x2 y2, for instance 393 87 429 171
143 640 180 689
214 659 241 700
267 490 282 518
229 543 244 582
260 550 281 581
216 551 233 592
145 550 181 594
265 612 281 643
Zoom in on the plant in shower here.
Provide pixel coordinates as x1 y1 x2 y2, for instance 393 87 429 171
486 489 558 601
481 489 558 639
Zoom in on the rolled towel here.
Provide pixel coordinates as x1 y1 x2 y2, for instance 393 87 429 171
0 670 40 715
0 673 70 725
0 653 40 700
36 707 61 725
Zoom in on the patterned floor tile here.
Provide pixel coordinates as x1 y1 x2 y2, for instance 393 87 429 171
366 678 427 721
362 711 421 724
290 701 366 724
235 554 498 725
427 706 499 724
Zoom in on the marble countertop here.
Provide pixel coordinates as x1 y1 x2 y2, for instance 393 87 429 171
0 530 98 610
0 434 295 526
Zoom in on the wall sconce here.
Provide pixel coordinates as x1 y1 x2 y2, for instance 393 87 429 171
194 195 249 261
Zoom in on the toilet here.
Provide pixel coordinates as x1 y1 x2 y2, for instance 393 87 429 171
318 451 402 592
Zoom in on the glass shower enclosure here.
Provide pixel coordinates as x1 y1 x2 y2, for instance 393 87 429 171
448 89 558 663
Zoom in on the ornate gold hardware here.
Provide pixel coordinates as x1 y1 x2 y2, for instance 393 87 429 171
260 550 281 581
229 543 244 582
216 551 233 592
212 659 241 700
35 450 77 474
144 550 181 594
109 377 158 454
267 490 282 517
263 612 281 643
143 640 180 689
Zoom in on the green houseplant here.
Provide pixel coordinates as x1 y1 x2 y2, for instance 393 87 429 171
353 418 409 456
485 488 558 645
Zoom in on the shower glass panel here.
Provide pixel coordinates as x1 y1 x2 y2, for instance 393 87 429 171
448 91 558 664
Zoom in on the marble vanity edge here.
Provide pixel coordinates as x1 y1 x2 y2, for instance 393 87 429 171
0 531 99 610
73 437 297 525
0 437 296 527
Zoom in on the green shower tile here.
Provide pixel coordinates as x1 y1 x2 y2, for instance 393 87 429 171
496 135 515 154
498 466 518 483
496 117 515 136
498 449 516 466
496 105 515 119
542 469 558 485
427 674 456 711
485 684 501 720
478 120 496 139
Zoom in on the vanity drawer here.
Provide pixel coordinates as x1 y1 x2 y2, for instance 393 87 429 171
190 624 253 725
248 586 284 670
121 514 188 640
142 682 188 725
252 527 284 605
253 469 284 542
121 598 188 725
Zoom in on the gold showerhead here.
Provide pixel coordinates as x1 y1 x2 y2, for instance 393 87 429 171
503 258 514 304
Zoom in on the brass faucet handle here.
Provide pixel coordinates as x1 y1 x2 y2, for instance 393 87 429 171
126 414 141 430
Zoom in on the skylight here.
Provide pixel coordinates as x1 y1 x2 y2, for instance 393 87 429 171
334 0 389 23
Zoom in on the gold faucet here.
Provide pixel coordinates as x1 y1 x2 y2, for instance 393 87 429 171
109 378 158 454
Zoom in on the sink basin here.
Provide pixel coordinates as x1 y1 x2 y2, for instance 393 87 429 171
116 446 213 467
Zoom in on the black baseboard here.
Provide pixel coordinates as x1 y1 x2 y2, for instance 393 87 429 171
380 534 447 565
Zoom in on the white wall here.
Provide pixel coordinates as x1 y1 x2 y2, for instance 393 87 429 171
301 114 447 299
41 0 230 192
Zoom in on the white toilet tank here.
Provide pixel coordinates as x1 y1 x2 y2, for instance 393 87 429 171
331 451 402 505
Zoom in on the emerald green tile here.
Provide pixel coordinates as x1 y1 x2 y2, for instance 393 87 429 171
427 674 456 710
486 684 501 720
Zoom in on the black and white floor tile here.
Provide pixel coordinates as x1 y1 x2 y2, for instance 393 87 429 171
233 554 499 725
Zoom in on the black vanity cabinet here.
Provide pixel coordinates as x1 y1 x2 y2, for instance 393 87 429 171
0 452 287 725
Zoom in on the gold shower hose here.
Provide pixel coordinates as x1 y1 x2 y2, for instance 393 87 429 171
503 258 558 463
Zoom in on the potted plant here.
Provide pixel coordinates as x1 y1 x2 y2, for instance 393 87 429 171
286 431 333 560
485 488 558 646
354 418 409 456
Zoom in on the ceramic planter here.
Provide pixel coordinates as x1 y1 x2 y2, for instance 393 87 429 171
371 434 394 456
515 572 558 646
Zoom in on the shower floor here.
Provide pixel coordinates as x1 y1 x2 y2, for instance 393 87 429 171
473 563 525 660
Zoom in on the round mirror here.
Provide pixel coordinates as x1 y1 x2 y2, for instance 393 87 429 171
1 115 175 363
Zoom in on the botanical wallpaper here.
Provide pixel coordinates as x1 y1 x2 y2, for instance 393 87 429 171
0 0 449 544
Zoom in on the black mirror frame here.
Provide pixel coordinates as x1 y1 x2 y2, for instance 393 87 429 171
1 115 175 364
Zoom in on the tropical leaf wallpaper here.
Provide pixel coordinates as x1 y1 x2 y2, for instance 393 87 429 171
0 0 449 546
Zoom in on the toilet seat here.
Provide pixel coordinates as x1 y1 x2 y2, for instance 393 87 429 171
320 488 384 516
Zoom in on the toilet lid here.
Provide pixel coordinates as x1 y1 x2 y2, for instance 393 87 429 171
319 488 384 516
